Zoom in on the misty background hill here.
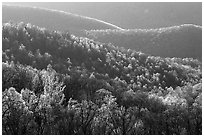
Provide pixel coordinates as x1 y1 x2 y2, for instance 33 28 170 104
86 24 202 60
3 2 202 29
3 5 122 37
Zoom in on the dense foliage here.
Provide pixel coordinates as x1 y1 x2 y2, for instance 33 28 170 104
86 24 202 60
2 22 202 135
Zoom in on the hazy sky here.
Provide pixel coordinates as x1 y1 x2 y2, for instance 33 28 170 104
3 2 202 29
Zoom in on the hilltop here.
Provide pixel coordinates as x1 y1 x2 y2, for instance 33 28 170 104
2 5 122 37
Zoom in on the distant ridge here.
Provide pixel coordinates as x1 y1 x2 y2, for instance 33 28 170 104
26 5 123 30
86 24 201 34
2 4 123 36
86 24 202 60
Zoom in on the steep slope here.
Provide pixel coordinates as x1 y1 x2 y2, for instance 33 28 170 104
86 24 202 60
2 5 122 37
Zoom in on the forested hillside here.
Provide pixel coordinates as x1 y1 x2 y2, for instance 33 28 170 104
2 22 202 135
3 5 201 60
86 24 202 60
2 5 122 37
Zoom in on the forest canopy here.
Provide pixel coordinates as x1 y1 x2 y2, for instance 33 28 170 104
2 22 202 135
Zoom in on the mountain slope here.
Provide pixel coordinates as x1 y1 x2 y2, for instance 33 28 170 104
3 22 201 92
2 5 122 37
2 22 202 135
86 24 202 60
